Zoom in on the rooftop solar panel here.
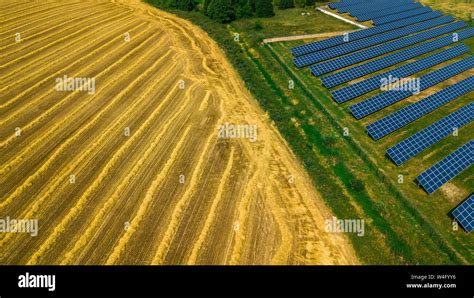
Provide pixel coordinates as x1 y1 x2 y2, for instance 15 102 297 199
417 141 473 195
311 21 468 75
292 11 443 57
387 103 473 166
366 76 474 140
373 7 433 25
320 27 474 87
331 44 468 103
349 56 474 119
452 194 474 233
355 3 421 21
294 16 453 68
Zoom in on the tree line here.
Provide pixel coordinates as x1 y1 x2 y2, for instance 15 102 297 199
156 0 322 23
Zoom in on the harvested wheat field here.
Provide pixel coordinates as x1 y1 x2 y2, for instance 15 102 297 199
0 0 358 265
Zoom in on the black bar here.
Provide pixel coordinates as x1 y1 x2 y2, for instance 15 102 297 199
0 265 472 297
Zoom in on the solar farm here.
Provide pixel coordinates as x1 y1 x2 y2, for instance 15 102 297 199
287 0 473 235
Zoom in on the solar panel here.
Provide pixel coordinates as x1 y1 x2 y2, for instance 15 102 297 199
292 11 443 57
294 16 453 68
417 141 473 195
311 21 468 75
331 0 381 10
350 1 416 18
355 3 421 21
366 76 474 140
329 0 370 10
354 2 418 20
387 103 473 166
320 27 474 87
373 7 433 25
349 56 474 119
331 44 468 103
452 194 474 233
341 0 417 15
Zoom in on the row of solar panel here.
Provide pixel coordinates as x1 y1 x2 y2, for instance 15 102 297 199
292 11 443 57
349 56 474 119
451 194 473 233
387 103 473 166
328 0 382 10
294 16 454 68
311 21 468 76
321 27 474 88
417 141 473 196
367 76 474 140
337 0 431 25
355 3 420 21
338 0 415 14
373 6 433 25
320 1 473 201
331 44 468 104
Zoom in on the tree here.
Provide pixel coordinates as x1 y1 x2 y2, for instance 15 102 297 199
236 1 254 18
305 0 316 6
177 0 195 11
249 0 256 11
294 0 305 7
256 0 274 17
203 0 212 14
278 0 294 9
207 0 236 23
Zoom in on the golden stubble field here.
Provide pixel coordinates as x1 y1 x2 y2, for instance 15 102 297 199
0 0 358 265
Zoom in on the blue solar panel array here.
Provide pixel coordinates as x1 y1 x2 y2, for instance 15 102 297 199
351 1 421 22
452 194 474 233
417 141 473 195
292 11 443 57
340 0 417 14
350 56 474 119
366 76 474 140
331 44 468 103
294 16 453 68
321 27 474 87
373 7 433 25
297 1 473 202
311 21 467 75
349 0 415 14
387 103 473 166
329 0 368 10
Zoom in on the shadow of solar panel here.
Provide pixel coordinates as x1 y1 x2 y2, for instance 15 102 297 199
291 11 442 57
349 56 474 119
294 16 453 68
321 27 474 87
311 21 467 75
417 141 473 195
354 2 421 21
451 194 474 233
341 0 416 14
331 44 468 103
373 7 432 25
387 103 473 166
367 76 474 140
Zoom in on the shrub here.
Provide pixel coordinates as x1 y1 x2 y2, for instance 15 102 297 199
207 0 236 23
256 0 275 17
254 20 263 30
278 0 294 9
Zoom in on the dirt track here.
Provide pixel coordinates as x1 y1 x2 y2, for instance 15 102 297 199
0 0 358 265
